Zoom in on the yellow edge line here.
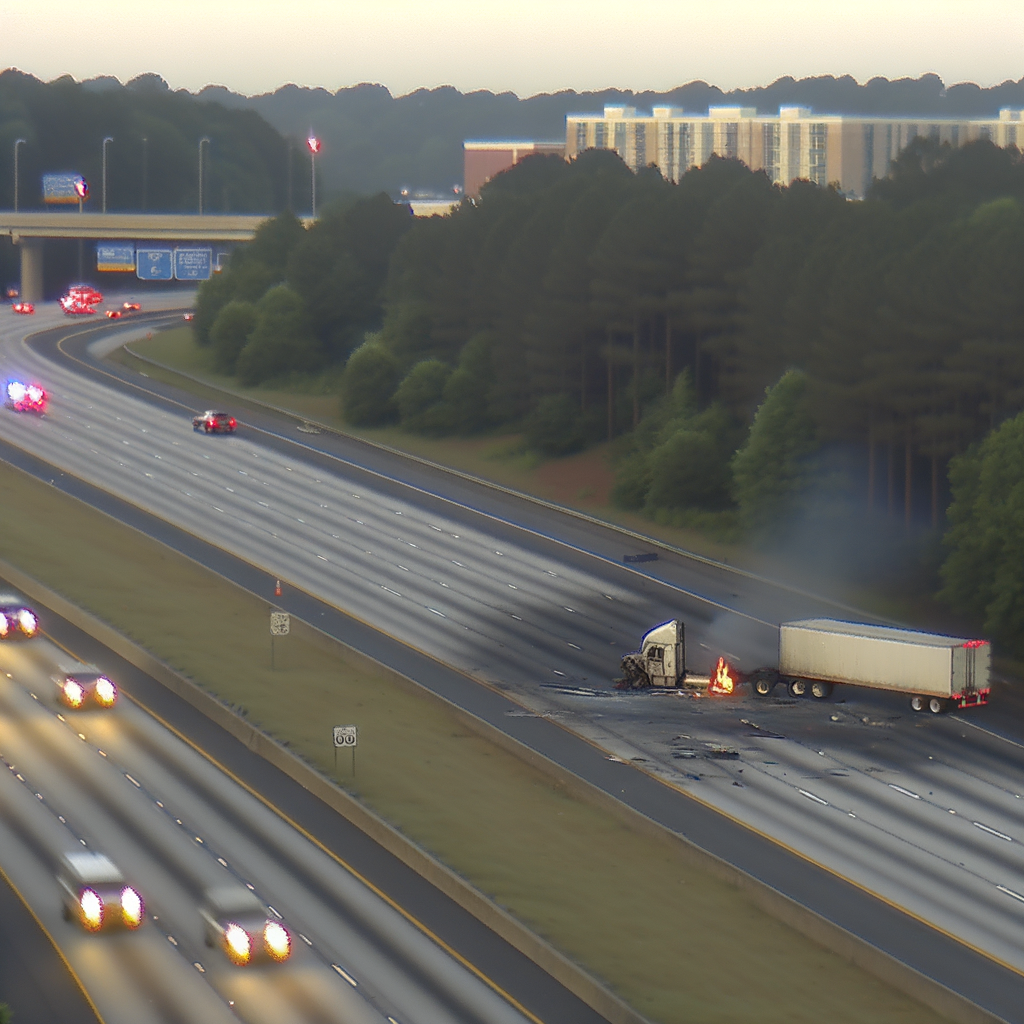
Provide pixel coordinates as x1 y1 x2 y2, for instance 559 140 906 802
119 689 546 1024
0 857 105 1024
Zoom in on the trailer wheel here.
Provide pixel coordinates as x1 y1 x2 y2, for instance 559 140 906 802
910 695 925 712
928 697 946 714
752 674 776 696
788 679 807 698
810 681 833 699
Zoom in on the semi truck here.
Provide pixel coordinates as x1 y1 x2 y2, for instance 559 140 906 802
617 617 990 712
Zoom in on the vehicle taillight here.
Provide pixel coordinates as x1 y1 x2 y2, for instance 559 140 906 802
224 923 252 965
80 888 104 930
264 921 291 961
63 679 85 708
229 418 236 428
120 886 144 928
95 677 117 707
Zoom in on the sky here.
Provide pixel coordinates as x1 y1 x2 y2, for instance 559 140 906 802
3 0 1023 98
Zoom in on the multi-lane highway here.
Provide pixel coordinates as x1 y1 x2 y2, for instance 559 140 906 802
2 301 1024 1019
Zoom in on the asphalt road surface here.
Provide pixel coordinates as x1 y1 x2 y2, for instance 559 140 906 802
2 301 1024 1020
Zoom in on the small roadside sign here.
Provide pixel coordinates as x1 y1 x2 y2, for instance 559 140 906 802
333 726 358 747
270 612 290 636
333 725 358 775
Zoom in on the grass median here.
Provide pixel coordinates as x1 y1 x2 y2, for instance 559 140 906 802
0 459 945 1023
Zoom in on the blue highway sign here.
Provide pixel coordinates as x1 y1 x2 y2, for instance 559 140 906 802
136 248 173 281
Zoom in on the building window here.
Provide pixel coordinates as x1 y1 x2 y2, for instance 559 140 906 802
929 124 940 142
722 122 738 160
701 122 714 164
575 122 588 153
680 123 694 173
614 121 627 155
763 123 780 182
951 125 959 147
595 122 607 149
809 123 827 186
862 124 874 196
1008 125 1019 148
788 123 802 180
979 125 992 142
634 123 647 171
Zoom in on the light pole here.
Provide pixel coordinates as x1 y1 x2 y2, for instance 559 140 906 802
198 137 210 214
102 136 113 213
307 134 320 219
13 138 26 212
141 136 148 212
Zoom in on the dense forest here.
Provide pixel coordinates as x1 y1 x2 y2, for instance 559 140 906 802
196 137 1024 645
203 72 1024 194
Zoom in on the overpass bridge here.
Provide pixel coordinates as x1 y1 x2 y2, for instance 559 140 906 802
0 211 283 301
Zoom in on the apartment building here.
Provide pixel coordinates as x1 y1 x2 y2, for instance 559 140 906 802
565 105 1024 197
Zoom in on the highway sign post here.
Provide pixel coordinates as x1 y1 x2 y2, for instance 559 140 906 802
270 611 289 669
333 725 357 775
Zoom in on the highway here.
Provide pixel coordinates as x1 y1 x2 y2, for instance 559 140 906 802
2 301 1024 1019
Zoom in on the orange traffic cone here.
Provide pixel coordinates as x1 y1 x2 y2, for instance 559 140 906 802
274 579 282 597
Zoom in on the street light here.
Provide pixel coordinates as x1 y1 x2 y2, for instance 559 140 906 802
102 136 113 213
13 139 26 212
307 133 320 219
198 137 210 214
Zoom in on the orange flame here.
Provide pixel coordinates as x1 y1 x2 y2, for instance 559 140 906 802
708 657 735 696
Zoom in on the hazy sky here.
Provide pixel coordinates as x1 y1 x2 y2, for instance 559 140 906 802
4 0 1023 98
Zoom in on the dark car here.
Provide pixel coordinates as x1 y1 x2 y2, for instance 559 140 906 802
200 886 291 965
0 593 39 640
192 410 237 434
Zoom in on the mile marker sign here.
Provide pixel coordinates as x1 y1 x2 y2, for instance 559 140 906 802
333 726 357 747
270 612 290 636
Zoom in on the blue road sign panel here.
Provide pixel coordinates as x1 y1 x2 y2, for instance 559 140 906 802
173 248 212 281
136 248 174 281
96 243 135 272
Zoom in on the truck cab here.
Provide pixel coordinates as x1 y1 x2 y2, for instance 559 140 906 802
618 619 685 688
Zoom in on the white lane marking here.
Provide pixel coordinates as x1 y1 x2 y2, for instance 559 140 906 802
564 607 575 613
511 614 522 620
332 965 358 986
452 560 465 567
430 525 442 531
999 885 1024 903
974 822 1013 842
567 643 581 650
553 670 565 677
798 789 829 806
408 542 418 548
317 555 328 562
428 608 446 617
508 584 517 590
125 774 140 788
546 571 558 577
382 586 401 597
393 510 402 515
888 784 920 800
397 565 409 571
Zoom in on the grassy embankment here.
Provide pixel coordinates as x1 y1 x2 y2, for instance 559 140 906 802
0 454 943 1022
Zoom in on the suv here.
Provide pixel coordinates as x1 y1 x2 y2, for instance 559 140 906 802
192 410 237 434
200 886 291 965
58 851 144 931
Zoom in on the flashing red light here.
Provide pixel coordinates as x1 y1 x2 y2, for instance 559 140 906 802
962 639 988 648
74 177 89 200
11 303 33 314
307 135 321 155
6 381 47 413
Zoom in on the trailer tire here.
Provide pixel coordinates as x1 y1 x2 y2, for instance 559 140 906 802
752 673 776 696
928 697 946 714
810 681 833 699
910 695 925 712
788 679 807 698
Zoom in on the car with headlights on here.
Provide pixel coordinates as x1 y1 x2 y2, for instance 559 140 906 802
53 663 118 710
200 886 291 965
58 851 145 932
5 380 47 413
192 410 236 434
0 594 38 640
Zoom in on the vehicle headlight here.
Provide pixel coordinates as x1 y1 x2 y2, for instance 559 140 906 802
80 888 104 930
264 921 291 961
63 679 85 708
0 615 8 638
94 677 117 707
120 886 144 928
224 923 252 964
18 609 36 635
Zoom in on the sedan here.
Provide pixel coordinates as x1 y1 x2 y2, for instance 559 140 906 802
11 302 33 315
192 410 237 434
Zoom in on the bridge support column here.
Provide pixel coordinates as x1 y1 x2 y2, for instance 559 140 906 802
17 238 44 303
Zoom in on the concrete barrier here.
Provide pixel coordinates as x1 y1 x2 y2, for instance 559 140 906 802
0 557 1004 1024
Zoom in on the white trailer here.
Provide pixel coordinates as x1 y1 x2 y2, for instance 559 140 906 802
750 618 990 712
